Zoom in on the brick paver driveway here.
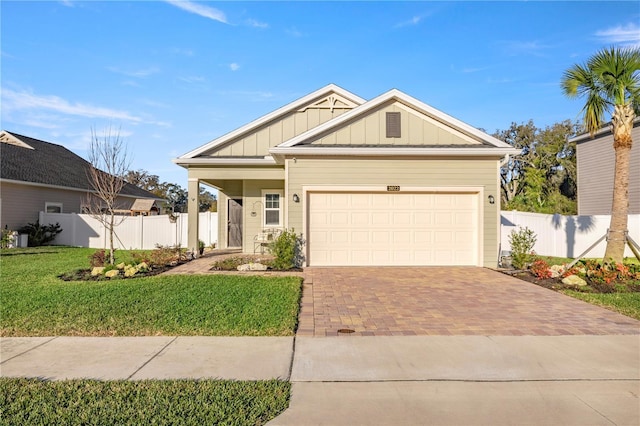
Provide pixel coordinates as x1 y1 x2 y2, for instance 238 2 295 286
297 267 640 337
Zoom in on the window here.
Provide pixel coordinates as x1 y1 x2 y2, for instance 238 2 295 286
263 191 282 227
386 112 401 138
45 202 62 213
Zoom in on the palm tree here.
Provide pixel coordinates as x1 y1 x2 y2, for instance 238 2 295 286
561 46 640 263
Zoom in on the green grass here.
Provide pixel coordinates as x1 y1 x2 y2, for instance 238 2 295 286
561 290 640 320
0 247 302 336
0 378 290 426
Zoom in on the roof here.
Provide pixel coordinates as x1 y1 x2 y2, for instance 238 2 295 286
177 84 366 160
0 131 161 199
130 198 158 211
569 117 640 144
175 86 520 166
270 88 520 159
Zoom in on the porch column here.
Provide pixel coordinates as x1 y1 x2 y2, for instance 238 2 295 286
188 177 200 256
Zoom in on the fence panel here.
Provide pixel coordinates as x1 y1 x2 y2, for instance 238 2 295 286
501 211 640 258
39 212 217 250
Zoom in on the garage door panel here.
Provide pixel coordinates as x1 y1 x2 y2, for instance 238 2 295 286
308 192 478 266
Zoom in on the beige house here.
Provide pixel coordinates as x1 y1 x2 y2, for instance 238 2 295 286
572 118 640 215
174 85 519 267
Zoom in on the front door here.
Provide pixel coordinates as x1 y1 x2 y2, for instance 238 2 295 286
227 199 243 247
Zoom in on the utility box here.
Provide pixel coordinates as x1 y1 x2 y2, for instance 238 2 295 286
17 234 28 247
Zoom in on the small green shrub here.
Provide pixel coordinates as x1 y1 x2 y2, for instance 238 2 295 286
509 226 537 269
211 255 273 270
17 221 62 246
269 229 303 270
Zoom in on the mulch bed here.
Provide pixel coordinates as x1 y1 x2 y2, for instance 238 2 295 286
58 263 189 281
504 269 640 294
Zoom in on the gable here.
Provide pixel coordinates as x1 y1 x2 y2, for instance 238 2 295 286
0 131 34 149
307 100 487 147
210 92 359 157
180 85 364 160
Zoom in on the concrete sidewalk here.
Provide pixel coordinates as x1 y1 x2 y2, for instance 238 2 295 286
270 335 639 426
2 335 639 425
0 336 293 381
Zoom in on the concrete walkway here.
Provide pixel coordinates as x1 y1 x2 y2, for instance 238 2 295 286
271 335 639 426
2 334 638 425
0 336 293 381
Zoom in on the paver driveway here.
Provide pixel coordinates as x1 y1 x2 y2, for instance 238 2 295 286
297 267 640 337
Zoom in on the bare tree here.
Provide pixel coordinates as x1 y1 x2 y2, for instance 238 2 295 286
85 126 131 264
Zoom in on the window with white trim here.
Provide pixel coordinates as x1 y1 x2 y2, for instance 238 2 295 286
262 190 283 227
45 202 63 213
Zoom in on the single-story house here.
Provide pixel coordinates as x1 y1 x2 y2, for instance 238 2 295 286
571 118 640 215
174 85 520 267
0 130 164 230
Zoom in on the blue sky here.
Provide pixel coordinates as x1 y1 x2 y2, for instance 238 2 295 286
2 1 639 188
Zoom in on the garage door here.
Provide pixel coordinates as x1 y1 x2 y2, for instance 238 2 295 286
308 192 479 266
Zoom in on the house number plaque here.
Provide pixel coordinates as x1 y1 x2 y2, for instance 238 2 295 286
387 185 400 192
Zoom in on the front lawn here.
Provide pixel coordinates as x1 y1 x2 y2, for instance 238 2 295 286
0 247 302 336
0 378 290 426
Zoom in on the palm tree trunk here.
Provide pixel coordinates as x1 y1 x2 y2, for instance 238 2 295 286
603 105 633 263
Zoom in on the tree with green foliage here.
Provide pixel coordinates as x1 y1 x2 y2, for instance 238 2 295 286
561 46 640 263
124 170 215 213
496 120 579 214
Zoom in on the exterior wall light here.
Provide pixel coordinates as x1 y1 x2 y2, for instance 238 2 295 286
488 195 495 204
293 193 300 203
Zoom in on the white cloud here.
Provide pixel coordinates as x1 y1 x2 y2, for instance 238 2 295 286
229 63 240 71
108 66 159 78
246 18 268 29
394 15 422 28
286 27 304 38
178 75 206 83
60 1 74 7
595 23 640 47
165 0 227 24
499 40 551 56
2 88 144 123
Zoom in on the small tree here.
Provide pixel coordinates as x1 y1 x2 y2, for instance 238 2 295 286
509 226 537 270
85 126 131 265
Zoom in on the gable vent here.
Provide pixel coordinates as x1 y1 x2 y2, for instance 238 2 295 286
386 112 401 138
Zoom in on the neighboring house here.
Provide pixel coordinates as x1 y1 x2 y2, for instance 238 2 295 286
0 131 163 230
571 118 640 215
174 84 519 267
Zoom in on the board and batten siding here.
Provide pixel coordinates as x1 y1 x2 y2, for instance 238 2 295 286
577 124 640 215
310 102 482 147
241 180 285 252
209 107 353 157
286 158 501 267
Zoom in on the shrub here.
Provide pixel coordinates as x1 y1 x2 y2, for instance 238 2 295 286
269 229 303 270
17 221 62 246
509 226 537 269
88 250 108 267
530 258 552 279
1 228 16 248
147 244 186 267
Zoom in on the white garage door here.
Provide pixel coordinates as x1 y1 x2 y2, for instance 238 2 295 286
308 192 479 266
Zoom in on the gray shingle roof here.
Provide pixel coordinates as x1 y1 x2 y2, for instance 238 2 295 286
0 131 159 199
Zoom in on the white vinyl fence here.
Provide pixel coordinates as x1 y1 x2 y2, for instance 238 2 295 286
39 212 218 250
500 211 640 259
